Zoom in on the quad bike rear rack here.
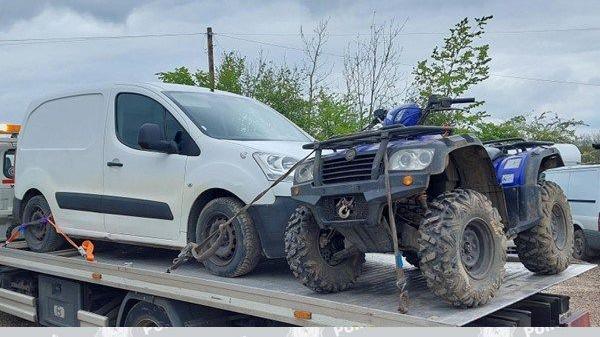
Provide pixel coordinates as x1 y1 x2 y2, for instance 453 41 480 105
483 138 554 152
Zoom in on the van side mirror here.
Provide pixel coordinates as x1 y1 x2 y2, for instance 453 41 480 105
138 123 179 154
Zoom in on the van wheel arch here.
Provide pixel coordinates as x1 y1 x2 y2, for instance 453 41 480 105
187 188 245 243
18 188 44 220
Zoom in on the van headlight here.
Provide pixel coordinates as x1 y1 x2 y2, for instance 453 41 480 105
253 152 298 181
294 160 315 184
389 149 434 171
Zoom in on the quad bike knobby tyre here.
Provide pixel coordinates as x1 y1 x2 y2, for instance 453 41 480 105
418 189 506 308
285 206 365 293
514 181 573 274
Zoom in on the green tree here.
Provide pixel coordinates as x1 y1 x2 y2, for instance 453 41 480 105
411 16 493 129
575 132 600 164
476 111 585 143
311 91 361 140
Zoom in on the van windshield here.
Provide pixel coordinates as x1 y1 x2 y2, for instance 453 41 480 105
164 91 310 142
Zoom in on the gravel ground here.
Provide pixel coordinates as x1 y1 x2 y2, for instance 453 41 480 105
547 257 600 327
0 260 597 327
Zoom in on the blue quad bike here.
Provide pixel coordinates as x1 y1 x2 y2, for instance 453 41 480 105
285 97 573 307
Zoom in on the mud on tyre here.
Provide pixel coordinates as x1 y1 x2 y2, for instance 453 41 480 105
196 197 262 277
285 206 365 293
514 181 573 274
418 189 506 308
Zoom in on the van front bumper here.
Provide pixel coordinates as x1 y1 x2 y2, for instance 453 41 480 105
247 196 302 259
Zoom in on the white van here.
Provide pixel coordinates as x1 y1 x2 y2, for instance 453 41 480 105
14 83 311 277
545 165 600 260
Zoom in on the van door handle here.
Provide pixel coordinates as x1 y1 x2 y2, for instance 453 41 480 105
107 161 123 167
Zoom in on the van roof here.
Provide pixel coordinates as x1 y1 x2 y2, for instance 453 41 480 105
26 82 245 114
547 164 600 172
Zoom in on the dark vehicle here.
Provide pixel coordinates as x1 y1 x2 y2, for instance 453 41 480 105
285 97 573 308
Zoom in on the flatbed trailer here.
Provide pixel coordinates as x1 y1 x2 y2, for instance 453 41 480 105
0 240 594 327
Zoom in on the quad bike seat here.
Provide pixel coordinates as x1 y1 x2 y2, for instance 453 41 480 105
484 146 504 162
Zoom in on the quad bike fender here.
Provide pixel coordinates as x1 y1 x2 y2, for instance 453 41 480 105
496 147 564 236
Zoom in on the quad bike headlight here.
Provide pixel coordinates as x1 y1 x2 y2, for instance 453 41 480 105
253 152 298 181
389 148 435 171
294 160 315 184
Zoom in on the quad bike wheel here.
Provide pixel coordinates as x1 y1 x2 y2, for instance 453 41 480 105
285 206 365 293
514 181 573 274
196 197 262 277
419 189 506 308
573 228 593 261
22 195 64 252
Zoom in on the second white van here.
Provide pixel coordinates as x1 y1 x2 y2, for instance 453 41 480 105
14 83 311 277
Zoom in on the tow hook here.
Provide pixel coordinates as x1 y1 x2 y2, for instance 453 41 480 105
336 197 355 219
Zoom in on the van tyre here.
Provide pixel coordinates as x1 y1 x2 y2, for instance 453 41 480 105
418 189 506 308
573 228 592 261
514 181 573 274
22 195 64 252
124 302 172 327
196 197 262 277
285 206 365 293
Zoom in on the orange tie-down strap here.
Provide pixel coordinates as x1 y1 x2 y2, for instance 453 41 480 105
46 217 95 262
2 216 95 262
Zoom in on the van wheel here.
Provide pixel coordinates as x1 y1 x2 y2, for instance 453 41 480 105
22 195 64 252
514 181 573 274
573 228 592 261
124 302 172 327
195 197 262 277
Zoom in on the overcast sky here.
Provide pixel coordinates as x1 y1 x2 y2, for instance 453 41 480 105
2 0 600 134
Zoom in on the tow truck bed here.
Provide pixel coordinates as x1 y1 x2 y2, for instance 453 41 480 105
0 242 595 326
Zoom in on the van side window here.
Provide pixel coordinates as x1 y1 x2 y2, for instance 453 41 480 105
115 93 199 156
3 149 15 179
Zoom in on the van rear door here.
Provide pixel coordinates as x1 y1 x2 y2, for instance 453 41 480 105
567 167 599 232
102 89 187 242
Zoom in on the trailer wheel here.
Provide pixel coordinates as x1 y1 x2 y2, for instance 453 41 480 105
573 228 592 261
124 302 172 327
514 181 573 274
22 195 64 252
419 189 506 308
196 197 262 277
285 206 365 293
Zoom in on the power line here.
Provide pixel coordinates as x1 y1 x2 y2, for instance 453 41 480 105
0 32 206 46
489 73 600 87
1 29 599 88
4 25 600 45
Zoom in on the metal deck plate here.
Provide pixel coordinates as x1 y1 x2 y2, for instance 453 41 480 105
0 244 595 326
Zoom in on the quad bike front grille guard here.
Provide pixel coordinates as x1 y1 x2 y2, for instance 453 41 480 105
303 125 452 187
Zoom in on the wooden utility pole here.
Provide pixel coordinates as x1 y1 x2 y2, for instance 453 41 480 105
206 27 215 92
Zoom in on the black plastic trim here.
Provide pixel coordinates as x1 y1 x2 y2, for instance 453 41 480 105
56 192 174 220
568 199 596 204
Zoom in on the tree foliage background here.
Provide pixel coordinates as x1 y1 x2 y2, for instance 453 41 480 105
157 16 596 163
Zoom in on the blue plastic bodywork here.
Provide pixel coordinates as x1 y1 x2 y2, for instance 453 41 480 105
493 152 530 187
383 104 422 127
